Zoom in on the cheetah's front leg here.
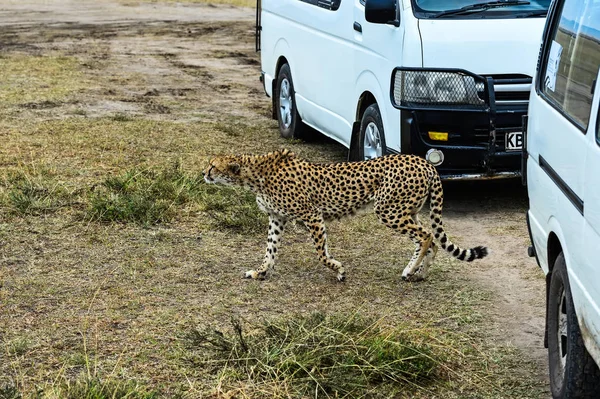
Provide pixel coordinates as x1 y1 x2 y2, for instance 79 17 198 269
245 215 286 280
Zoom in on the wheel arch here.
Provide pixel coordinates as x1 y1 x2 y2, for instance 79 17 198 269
547 232 563 275
349 91 378 160
271 55 290 120
355 91 377 122
270 37 292 120
544 230 564 349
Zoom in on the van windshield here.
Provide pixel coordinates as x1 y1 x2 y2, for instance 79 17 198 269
413 0 551 19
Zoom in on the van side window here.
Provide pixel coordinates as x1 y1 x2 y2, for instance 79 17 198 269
300 0 341 11
540 0 600 131
597 105 600 146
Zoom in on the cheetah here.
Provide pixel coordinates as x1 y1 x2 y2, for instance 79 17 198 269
203 149 488 282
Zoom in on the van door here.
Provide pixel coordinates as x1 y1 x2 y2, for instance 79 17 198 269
282 0 355 144
353 0 404 152
582 75 600 364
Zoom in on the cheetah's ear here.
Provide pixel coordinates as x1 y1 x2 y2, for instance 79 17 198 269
228 163 241 175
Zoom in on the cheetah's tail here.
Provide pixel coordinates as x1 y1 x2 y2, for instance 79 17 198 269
428 171 489 262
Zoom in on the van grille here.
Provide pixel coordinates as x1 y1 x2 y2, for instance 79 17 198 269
485 74 532 107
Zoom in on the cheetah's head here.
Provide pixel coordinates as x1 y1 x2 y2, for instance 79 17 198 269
203 155 245 186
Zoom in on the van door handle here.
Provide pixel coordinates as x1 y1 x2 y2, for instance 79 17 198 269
353 22 362 33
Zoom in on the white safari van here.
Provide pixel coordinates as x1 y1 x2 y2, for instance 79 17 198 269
525 0 600 397
256 0 550 178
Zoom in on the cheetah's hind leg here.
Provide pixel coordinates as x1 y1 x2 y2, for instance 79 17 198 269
401 231 433 281
408 243 438 282
402 209 435 281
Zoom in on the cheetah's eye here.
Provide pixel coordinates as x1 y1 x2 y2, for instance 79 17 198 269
228 163 241 175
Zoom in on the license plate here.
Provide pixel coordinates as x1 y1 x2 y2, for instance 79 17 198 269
505 132 523 151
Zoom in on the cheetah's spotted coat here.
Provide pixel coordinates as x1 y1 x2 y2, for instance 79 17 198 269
203 150 488 282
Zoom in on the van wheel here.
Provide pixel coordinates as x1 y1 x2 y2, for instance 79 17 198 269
547 253 600 399
275 64 305 139
358 104 386 161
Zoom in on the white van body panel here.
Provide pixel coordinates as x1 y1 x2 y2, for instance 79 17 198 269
418 19 545 75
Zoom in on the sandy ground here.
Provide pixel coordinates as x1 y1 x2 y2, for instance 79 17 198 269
0 1 549 396
443 183 549 387
1 0 251 25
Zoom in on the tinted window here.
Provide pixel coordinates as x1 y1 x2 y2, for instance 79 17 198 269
300 0 341 10
597 106 600 145
541 0 600 130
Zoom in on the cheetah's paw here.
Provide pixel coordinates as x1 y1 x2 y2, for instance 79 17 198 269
244 270 265 280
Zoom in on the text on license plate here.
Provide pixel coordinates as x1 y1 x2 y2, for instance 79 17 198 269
505 132 523 151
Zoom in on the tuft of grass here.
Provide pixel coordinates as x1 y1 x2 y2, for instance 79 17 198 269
109 112 135 122
40 378 157 399
0 169 74 216
186 313 441 398
88 162 202 225
88 163 265 231
0 385 21 399
72 108 88 116
6 337 31 357
199 183 265 233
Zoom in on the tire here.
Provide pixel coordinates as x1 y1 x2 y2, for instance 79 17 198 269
547 253 600 399
275 64 305 139
357 103 386 161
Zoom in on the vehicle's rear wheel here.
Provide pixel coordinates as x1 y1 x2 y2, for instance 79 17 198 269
547 253 600 399
358 103 386 161
275 63 305 139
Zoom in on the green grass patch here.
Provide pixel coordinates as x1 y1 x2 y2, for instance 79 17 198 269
88 163 203 225
186 313 442 398
0 385 21 399
88 164 265 231
0 169 75 216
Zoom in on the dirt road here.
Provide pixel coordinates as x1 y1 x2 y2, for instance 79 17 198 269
0 1 548 396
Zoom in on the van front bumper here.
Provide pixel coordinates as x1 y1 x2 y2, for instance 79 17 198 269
391 67 527 180
399 107 524 179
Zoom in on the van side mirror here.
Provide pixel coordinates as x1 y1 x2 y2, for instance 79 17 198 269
365 0 399 27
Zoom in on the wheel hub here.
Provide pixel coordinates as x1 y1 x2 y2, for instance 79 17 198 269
279 78 293 129
363 122 382 160
558 289 568 375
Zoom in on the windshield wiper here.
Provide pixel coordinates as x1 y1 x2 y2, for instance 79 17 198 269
431 0 531 19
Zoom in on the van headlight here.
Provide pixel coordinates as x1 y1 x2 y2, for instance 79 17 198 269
392 68 486 109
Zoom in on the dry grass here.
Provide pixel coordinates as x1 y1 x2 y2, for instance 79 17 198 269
186 313 441 397
0 55 85 108
0 4 546 399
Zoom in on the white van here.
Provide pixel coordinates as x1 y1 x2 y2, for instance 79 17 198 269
525 0 600 397
256 0 550 178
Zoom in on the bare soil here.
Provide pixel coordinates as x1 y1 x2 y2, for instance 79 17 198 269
0 1 549 397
